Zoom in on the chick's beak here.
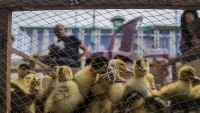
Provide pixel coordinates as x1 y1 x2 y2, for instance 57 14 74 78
29 70 35 74
192 75 200 81
150 83 156 90
141 66 148 71
126 68 133 73
116 76 127 83
34 86 40 91
63 74 69 80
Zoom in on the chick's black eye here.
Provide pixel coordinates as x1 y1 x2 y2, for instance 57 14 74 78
184 71 191 74
136 60 141 66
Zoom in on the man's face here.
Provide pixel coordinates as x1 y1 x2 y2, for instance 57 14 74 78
54 25 66 39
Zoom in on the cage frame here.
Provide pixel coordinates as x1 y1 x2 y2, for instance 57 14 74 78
1 0 200 112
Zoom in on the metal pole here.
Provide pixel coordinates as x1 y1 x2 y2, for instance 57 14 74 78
75 10 78 27
175 10 178 26
92 9 96 51
93 9 95 28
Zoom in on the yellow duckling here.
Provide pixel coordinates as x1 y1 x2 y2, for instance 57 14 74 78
119 58 152 113
157 65 200 112
44 65 84 113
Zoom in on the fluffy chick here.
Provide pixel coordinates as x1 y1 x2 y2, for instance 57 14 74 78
11 73 41 113
44 65 84 113
86 59 131 113
118 58 152 113
157 65 200 112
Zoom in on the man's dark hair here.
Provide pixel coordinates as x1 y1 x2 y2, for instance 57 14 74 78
54 24 66 32
181 10 198 39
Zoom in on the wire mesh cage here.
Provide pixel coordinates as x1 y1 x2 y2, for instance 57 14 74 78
1 0 200 113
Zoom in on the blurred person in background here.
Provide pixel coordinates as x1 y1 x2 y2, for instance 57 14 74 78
41 24 89 67
179 10 199 62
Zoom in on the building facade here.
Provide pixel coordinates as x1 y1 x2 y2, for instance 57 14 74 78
15 16 180 58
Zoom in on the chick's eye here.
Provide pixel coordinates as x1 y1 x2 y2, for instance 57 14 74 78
120 63 124 66
185 71 191 73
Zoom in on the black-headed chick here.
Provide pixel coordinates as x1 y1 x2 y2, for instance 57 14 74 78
85 59 132 113
11 64 35 89
73 56 109 112
11 73 41 113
